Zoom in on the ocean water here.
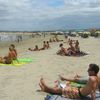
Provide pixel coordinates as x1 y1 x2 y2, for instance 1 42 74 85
0 33 32 42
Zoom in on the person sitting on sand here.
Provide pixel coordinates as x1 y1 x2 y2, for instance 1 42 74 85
74 40 80 54
39 41 47 50
0 56 12 64
39 63 99 99
52 38 56 42
10 44 17 57
8 47 17 60
59 71 100 92
46 41 50 49
57 43 67 56
67 41 76 56
28 45 39 51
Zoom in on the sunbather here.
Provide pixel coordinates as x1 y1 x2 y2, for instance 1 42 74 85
39 41 47 50
10 44 17 57
74 40 80 54
8 47 17 60
28 45 39 51
46 41 50 49
39 63 99 99
67 41 76 56
59 73 100 91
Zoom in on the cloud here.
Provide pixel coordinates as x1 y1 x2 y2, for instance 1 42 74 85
0 0 100 30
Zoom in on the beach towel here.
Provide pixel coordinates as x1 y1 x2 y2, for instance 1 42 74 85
45 93 100 100
0 58 33 67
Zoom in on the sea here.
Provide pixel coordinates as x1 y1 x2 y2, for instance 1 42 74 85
0 32 35 42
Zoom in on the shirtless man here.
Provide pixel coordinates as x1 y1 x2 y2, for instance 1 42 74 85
59 72 100 91
39 63 99 99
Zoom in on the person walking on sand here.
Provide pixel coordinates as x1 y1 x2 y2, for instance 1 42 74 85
39 63 99 99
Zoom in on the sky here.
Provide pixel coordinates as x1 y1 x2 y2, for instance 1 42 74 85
0 0 100 31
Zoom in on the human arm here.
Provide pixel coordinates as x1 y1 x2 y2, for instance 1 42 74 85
59 75 79 82
89 77 97 100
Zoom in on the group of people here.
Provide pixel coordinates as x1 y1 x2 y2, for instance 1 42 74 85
28 35 64 52
28 41 50 51
39 63 100 99
57 38 80 56
0 44 17 64
49 35 63 43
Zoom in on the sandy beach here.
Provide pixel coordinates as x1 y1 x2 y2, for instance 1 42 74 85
0 34 100 100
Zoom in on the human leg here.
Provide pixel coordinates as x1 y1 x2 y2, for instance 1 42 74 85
39 78 62 95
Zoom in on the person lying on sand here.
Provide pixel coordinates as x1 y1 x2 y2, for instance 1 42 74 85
28 45 39 51
39 63 99 99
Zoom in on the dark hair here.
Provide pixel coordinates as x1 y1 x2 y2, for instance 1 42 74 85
9 47 12 51
43 41 45 43
59 43 63 47
10 44 15 48
89 63 99 74
35 45 38 49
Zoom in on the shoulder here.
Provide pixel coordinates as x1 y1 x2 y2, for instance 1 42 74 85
89 76 97 82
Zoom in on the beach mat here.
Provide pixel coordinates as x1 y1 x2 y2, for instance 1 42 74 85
0 58 33 67
18 58 33 62
45 93 100 100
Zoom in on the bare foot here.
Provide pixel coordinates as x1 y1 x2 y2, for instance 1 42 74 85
39 82 45 91
40 78 48 92
40 78 46 86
